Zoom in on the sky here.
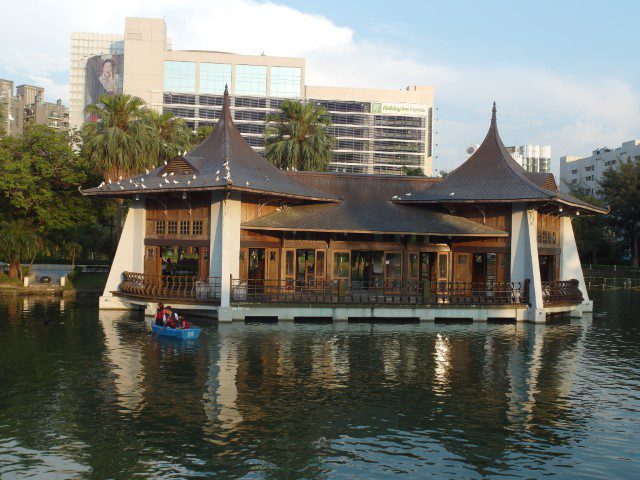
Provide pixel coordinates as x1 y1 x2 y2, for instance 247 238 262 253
1 0 639 175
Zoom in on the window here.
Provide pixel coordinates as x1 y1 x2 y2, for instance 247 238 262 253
585 175 595 181
164 61 196 93
333 252 350 278
385 253 402 279
167 220 177 235
155 220 165 235
409 253 419 278
180 221 190 235
270 66 301 98
200 63 232 94
192 220 203 235
585 165 594 171
571 169 578 175
285 250 295 277
604 160 616 166
235 65 267 96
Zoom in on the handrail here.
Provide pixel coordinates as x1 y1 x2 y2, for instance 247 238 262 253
542 279 583 305
119 271 221 301
231 278 530 306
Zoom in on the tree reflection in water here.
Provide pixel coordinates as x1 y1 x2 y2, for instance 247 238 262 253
0 293 638 479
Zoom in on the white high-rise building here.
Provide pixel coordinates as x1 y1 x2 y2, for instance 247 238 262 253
466 144 551 173
560 140 640 195
70 17 434 175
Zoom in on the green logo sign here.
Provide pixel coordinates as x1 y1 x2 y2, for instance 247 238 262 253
371 102 382 114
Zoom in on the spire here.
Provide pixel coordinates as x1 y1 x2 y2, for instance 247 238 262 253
221 84 231 121
491 101 497 128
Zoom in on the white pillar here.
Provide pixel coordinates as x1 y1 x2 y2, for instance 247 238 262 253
99 198 146 310
560 216 592 312
511 204 545 323
210 191 241 321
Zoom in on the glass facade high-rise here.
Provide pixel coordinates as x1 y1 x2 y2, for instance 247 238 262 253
72 17 434 175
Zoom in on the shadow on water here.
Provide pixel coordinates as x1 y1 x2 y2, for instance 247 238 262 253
0 289 639 479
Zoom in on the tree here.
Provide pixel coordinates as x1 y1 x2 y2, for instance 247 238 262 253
264 100 334 171
599 159 640 265
82 94 157 234
401 166 425 176
0 219 40 279
193 125 213 145
565 182 617 264
82 94 157 181
144 110 193 164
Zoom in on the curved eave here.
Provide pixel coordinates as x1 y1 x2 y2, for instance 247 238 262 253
395 197 608 215
240 225 509 237
80 184 340 203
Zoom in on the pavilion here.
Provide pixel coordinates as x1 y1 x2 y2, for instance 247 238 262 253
82 89 605 323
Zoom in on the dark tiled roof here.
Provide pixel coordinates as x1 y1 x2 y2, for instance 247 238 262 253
82 87 338 202
242 172 508 236
398 104 606 214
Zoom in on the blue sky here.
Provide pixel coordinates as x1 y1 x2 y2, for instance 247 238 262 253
1 0 638 174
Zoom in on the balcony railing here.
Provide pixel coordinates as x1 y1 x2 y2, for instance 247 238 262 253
542 280 583 305
119 272 221 302
231 279 530 306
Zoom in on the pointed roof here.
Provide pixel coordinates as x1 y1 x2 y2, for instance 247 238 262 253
397 103 606 213
82 86 338 202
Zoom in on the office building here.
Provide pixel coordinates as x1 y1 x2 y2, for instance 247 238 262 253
467 143 550 173
71 17 434 175
560 140 640 195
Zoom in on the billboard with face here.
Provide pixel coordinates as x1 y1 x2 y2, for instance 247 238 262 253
85 54 124 121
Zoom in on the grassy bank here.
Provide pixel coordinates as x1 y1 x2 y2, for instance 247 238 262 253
65 272 108 293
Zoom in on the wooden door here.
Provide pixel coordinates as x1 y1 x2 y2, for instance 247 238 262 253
239 248 248 280
384 252 402 292
282 248 296 290
144 246 160 277
199 247 210 279
315 250 326 290
265 248 279 291
453 253 472 283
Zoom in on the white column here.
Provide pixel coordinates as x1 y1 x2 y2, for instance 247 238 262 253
99 198 146 310
210 191 241 321
559 216 592 312
510 204 545 323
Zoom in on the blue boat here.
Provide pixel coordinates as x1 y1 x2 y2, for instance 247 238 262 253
151 323 201 340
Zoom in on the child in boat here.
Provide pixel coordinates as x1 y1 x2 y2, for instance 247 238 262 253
154 303 166 326
164 306 180 328
178 315 191 329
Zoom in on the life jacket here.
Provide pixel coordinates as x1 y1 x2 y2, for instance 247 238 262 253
165 312 178 328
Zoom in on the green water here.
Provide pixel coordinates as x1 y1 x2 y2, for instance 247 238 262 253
1 291 639 479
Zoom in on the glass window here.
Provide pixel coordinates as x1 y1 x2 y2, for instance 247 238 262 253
333 252 350 278
285 251 295 277
200 63 232 94
167 220 177 235
385 253 402 278
235 64 267 96
192 220 203 235
409 253 419 278
163 61 196 93
180 221 190 235
155 220 165 235
270 66 301 98
316 251 325 277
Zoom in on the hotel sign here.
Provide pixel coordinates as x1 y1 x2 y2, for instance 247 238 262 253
371 102 429 117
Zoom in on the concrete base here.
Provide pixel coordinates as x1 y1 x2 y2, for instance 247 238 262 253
99 295 134 310
528 308 547 323
581 300 594 313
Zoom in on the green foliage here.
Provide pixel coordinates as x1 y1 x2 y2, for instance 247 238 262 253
599 159 640 265
81 94 158 181
566 182 619 264
401 166 425 176
264 100 334 171
145 110 193 164
0 219 40 278
193 125 213 145
439 169 449 178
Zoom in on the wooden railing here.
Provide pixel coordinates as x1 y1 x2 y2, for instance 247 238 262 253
119 272 221 302
231 279 530 306
542 280 583 305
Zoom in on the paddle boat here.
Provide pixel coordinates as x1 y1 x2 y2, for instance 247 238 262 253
151 323 201 340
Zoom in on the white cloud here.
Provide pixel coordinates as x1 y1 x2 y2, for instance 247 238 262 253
1 0 638 173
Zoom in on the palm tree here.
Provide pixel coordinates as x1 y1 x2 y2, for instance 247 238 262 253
144 110 193 164
264 100 334 171
82 94 157 234
193 125 213 145
0 219 40 279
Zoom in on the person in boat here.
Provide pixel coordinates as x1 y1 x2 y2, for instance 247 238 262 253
178 314 191 329
164 306 180 328
154 303 166 326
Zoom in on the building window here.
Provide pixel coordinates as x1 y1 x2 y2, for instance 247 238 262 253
164 61 196 93
586 165 594 171
180 220 190 235
585 175 595 181
200 63 232 94
571 169 577 175
167 220 177 235
155 220 165 235
604 160 616 166
270 66 301 98
192 220 203 235
235 65 267 96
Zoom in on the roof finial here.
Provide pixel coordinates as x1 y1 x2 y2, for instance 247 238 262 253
492 101 496 120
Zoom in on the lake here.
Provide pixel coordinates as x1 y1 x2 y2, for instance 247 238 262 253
1 290 639 479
